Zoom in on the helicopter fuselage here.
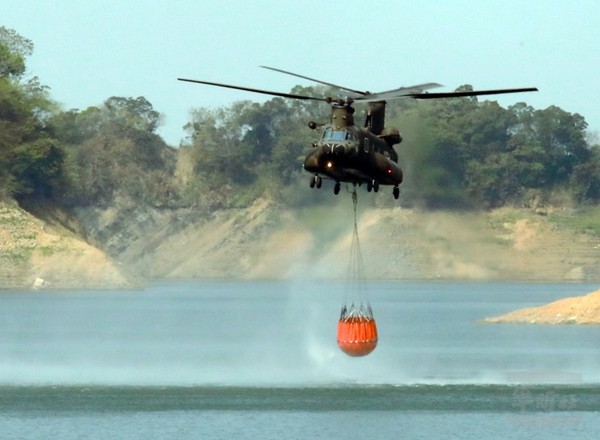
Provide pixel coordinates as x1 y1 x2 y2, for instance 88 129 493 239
303 102 403 197
303 126 403 188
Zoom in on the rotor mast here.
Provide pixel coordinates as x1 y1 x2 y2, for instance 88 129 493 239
331 103 355 129
365 101 386 135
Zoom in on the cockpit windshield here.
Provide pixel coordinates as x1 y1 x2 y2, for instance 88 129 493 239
322 128 358 142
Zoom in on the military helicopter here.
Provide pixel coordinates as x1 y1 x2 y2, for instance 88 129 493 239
178 67 537 199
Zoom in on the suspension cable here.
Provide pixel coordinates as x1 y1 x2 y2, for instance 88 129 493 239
343 188 371 319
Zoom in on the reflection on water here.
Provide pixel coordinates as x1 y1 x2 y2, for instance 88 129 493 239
1 280 599 386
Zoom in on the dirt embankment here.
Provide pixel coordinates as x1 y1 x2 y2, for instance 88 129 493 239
393 208 600 282
72 196 600 283
3 194 600 289
0 200 138 290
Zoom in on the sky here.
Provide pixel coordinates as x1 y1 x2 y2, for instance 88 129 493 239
2 0 599 146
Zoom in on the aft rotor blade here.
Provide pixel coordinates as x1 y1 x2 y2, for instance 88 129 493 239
260 65 368 96
177 78 330 102
407 87 539 100
356 83 443 102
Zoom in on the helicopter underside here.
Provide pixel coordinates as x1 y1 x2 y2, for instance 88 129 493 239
304 149 403 198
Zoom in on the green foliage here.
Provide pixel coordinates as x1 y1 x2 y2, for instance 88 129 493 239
178 85 598 210
570 142 600 203
548 207 600 236
1 26 598 214
104 96 161 133
182 90 320 209
0 26 33 79
7 138 65 196
0 28 66 200
55 97 174 207
390 89 597 209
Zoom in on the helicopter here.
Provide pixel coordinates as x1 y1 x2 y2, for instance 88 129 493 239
178 67 537 199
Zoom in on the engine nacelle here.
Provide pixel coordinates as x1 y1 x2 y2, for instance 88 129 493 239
380 127 402 146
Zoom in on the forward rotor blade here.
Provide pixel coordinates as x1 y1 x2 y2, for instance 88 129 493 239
260 65 368 96
407 87 539 100
177 78 329 102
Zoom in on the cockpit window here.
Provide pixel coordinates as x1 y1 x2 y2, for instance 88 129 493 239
322 128 358 142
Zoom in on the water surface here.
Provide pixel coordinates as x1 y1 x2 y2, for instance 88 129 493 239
1 281 599 438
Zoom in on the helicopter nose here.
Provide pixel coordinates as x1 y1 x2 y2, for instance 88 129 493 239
334 145 345 155
320 143 346 155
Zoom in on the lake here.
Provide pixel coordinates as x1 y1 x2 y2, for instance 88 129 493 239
1 280 599 439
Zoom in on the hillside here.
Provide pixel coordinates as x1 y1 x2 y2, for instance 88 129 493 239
73 196 600 283
3 194 600 290
0 199 139 290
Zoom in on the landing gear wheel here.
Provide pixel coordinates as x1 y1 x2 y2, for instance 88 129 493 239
373 181 379 193
393 186 400 199
367 181 373 192
334 182 341 195
310 176 322 189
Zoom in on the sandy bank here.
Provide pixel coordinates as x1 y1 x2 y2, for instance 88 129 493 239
482 289 600 325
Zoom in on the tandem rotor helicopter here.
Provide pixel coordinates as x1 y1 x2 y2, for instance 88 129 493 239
178 67 537 199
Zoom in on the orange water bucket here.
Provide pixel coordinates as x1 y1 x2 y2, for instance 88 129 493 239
337 316 378 357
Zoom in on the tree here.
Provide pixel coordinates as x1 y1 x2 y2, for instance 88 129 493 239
7 139 64 196
390 88 595 208
53 96 173 206
0 27 65 200
182 87 321 208
396 92 474 208
0 26 33 79
571 135 600 203
103 96 161 133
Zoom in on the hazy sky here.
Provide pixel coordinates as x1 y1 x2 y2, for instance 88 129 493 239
3 0 599 145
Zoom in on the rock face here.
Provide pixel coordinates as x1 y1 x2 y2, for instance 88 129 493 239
68 200 600 283
482 289 600 325
3 194 600 289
